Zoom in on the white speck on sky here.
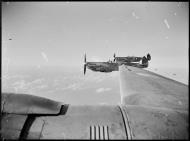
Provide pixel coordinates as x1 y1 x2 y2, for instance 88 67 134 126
164 19 170 29
41 52 48 62
132 11 139 19
177 2 182 7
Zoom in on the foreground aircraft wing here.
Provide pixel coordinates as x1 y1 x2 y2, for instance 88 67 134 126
119 65 188 139
1 93 128 140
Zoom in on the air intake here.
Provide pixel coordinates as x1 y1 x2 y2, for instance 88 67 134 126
90 125 109 140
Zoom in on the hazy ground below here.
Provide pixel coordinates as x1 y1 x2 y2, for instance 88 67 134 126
2 65 188 105
2 66 120 105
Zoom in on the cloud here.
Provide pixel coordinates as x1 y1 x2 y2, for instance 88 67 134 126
30 79 44 84
99 102 108 105
12 80 27 91
36 85 48 89
96 87 111 93
67 83 81 90
11 78 45 94
41 52 48 62
61 83 82 91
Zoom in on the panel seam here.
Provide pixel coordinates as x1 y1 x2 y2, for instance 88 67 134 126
117 105 132 140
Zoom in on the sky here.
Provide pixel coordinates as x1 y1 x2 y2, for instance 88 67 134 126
2 2 189 83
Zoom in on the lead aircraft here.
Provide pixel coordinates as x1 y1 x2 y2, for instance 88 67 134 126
1 53 188 139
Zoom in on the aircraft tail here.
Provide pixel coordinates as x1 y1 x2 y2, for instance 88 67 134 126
147 53 151 61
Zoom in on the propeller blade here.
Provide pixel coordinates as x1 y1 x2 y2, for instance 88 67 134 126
113 53 116 58
84 64 86 75
84 53 86 63
113 53 116 62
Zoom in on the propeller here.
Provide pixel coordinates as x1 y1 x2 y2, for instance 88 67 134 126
147 53 151 61
84 64 86 75
84 53 87 75
84 53 86 63
113 53 116 62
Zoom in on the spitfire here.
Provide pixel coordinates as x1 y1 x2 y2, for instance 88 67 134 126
84 53 151 75
83 53 118 75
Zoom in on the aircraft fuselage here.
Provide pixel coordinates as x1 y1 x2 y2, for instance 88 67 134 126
86 62 119 72
115 56 142 63
115 57 148 68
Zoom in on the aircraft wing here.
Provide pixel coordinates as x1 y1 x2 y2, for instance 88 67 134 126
119 65 188 139
1 93 128 140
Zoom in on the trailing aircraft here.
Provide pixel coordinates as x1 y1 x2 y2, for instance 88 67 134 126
113 53 151 68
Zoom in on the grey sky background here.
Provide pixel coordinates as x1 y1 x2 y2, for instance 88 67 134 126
2 2 189 104
2 2 189 76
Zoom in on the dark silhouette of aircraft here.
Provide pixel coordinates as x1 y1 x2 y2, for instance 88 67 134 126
1 53 188 140
84 53 151 75
113 53 151 68
83 53 118 75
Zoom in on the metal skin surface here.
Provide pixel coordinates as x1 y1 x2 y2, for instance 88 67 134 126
119 65 188 139
119 65 188 110
1 114 27 139
86 62 119 73
122 105 188 139
115 57 148 68
1 64 188 140
28 105 127 139
115 56 142 63
1 93 63 114
113 53 151 68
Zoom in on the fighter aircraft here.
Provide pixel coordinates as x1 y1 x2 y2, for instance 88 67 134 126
83 53 118 75
1 58 188 140
113 53 151 68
